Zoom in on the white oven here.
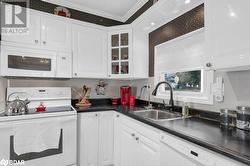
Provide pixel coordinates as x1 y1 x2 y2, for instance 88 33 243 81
0 115 77 166
0 87 77 166
0 45 57 78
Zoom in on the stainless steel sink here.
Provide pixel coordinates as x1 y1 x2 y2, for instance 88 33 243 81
131 109 183 122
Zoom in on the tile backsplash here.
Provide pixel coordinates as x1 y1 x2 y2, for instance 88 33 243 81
2 78 130 100
129 70 250 112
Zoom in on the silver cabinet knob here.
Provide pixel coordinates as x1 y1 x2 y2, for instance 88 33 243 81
62 57 66 60
116 114 119 118
74 73 77 76
35 40 38 43
206 62 212 67
43 41 46 44
131 133 135 137
95 114 98 117
135 137 139 141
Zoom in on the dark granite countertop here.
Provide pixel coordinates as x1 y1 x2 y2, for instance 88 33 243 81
75 103 250 165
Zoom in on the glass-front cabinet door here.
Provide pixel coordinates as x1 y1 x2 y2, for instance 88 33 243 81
109 29 132 78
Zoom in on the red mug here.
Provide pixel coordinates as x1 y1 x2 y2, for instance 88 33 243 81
129 96 135 106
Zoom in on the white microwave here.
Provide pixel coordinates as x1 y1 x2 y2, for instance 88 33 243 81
0 45 57 78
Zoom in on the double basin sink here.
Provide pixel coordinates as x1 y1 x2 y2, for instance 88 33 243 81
130 109 186 122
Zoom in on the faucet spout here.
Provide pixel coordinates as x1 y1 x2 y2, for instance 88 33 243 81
152 81 174 111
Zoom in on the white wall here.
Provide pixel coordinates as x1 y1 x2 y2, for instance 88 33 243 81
0 77 7 112
129 70 250 112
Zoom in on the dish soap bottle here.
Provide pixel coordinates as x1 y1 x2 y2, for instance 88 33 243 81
182 99 189 117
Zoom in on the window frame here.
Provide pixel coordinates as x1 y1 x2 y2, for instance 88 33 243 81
154 67 214 105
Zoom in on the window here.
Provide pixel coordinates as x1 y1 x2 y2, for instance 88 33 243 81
155 68 213 105
154 29 214 104
164 70 201 92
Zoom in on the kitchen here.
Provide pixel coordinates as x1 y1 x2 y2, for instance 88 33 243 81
0 0 250 166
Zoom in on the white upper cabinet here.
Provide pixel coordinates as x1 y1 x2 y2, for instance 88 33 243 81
56 52 72 78
41 15 72 51
2 9 72 52
205 0 250 70
108 28 133 78
132 22 149 79
72 23 107 78
1 10 41 46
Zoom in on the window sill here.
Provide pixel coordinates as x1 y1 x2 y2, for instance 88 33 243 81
154 93 213 105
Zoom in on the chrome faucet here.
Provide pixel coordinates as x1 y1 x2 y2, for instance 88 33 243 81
152 81 174 111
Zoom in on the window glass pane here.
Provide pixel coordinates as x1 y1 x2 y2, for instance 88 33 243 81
112 62 119 74
121 61 129 74
111 34 119 47
120 33 128 46
121 47 128 60
112 48 119 60
164 70 201 92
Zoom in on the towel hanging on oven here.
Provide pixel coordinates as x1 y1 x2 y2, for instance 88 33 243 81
13 118 61 155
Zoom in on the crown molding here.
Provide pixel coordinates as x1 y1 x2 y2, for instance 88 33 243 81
42 0 148 22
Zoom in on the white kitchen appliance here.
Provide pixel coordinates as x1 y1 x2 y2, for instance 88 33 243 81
0 45 57 78
0 87 77 166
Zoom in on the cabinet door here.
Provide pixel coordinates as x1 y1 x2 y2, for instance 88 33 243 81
206 0 250 70
160 142 203 166
41 15 71 51
78 113 99 166
120 124 137 166
137 134 160 166
72 24 107 78
113 113 122 166
98 112 114 166
56 52 72 78
108 29 132 78
132 23 148 78
1 9 41 45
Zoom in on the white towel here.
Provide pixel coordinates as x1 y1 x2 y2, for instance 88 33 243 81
13 118 61 155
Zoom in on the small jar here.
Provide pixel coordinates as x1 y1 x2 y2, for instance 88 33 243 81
220 109 237 127
236 106 250 131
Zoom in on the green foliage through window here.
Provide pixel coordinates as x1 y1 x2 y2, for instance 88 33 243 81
164 70 201 92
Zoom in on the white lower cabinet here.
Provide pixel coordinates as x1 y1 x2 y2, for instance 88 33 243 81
79 112 246 166
114 113 160 166
78 112 99 166
160 132 246 166
120 124 160 166
120 124 138 166
99 112 115 166
78 112 114 166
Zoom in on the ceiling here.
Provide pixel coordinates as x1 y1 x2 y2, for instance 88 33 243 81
43 0 149 22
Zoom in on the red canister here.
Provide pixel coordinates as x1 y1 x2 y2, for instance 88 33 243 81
120 86 131 105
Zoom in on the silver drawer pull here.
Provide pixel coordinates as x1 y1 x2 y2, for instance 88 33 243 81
190 150 198 157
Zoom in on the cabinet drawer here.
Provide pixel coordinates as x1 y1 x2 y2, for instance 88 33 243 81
120 113 160 143
160 132 246 166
